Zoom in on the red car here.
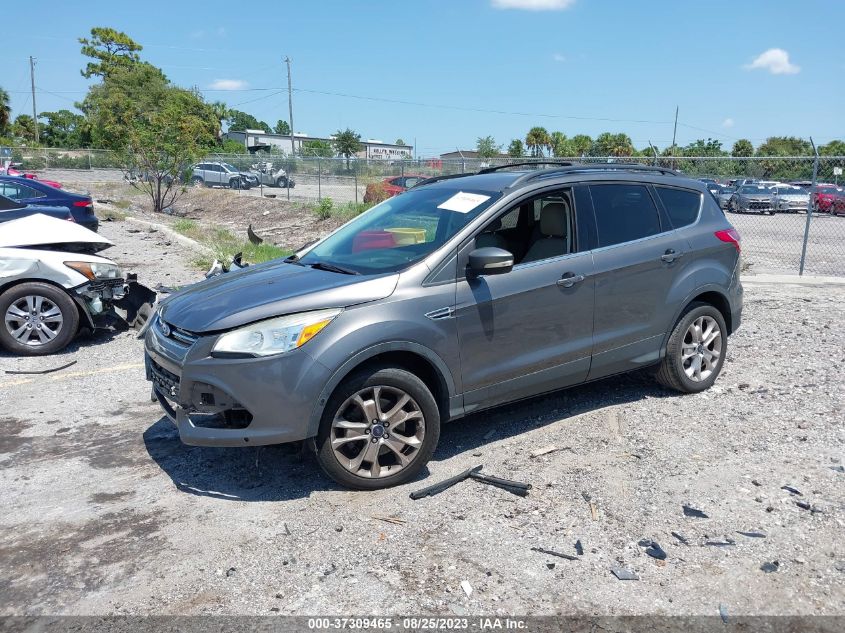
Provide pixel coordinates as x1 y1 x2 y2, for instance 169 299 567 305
363 175 427 204
0 166 63 189
812 186 845 214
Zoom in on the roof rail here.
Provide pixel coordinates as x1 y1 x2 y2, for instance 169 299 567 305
410 173 474 188
507 163 680 188
478 161 573 174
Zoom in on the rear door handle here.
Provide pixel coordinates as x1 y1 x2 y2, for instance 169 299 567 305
661 249 684 263
556 272 585 288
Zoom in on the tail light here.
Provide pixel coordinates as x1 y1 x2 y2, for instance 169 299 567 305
715 228 741 253
73 199 92 207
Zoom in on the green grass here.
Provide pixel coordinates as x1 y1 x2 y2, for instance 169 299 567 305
172 220 291 270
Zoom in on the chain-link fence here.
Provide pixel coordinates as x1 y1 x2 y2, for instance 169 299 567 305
6 147 845 277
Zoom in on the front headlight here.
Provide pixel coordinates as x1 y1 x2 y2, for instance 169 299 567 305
65 261 122 280
212 308 342 357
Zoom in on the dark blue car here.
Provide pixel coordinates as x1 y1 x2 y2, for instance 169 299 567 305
0 176 98 232
0 194 74 224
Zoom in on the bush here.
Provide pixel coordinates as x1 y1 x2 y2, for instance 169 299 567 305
315 197 334 220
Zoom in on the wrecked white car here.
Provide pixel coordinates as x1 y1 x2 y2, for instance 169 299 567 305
0 214 154 356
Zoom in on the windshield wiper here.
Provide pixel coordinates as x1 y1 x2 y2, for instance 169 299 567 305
308 261 361 275
283 254 305 266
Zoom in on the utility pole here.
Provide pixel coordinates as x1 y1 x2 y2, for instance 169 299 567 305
285 57 295 157
670 106 679 169
29 56 39 143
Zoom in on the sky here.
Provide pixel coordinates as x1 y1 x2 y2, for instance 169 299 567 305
2 0 842 156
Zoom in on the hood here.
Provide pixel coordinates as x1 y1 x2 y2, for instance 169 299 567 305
160 260 399 332
0 214 112 252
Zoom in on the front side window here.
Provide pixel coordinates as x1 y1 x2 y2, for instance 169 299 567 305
299 187 501 274
655 186 702 229
590 184 662 247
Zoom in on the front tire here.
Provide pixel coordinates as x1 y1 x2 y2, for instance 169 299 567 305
656 302 727 394
0 282 80 356
315 367 440 490
276 176 288 188
190 176 204 187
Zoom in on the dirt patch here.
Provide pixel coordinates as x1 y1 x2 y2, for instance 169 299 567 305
89 491 136 505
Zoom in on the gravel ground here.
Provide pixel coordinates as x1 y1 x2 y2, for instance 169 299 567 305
0 221 843 618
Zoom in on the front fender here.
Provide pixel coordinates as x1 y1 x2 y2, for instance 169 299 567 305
306 340 458 439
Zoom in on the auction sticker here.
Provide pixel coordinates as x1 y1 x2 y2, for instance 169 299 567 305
437 192 491 213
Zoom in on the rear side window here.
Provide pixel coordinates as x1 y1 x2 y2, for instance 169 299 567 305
590 184 662 248
655 187 702 228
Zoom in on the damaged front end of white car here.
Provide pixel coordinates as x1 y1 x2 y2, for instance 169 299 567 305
0 214 156 356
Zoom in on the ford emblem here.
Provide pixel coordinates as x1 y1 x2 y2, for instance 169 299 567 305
160 320 171 337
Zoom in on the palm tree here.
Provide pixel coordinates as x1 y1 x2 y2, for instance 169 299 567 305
525 126 551 158
0 87 11 135
210 101 230 140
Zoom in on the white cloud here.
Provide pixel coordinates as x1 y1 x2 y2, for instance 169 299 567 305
744 48 800 75
492 0 576 10
553 53 566 63
721 118 734 128
208 79 249 90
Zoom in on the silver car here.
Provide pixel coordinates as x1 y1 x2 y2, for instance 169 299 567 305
729 185 775 214
772 185 809 213
190 162 250 189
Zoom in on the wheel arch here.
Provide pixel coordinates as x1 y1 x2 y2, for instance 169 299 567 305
307 342 457 440
663 286 733 353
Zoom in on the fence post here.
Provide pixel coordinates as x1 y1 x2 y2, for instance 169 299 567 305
354 163 358 204
798 139 819 276
88 150 92 170
317 157 322 201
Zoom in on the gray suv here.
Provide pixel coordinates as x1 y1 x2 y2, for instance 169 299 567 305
190 162 250 189
145 163 743 489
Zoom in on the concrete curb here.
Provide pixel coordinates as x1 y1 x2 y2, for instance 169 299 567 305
124 216 213 256
741 274 845 286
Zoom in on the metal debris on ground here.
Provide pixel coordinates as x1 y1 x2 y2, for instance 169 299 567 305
409 465 530 500
705 539 736 547
531 547 578 561
737 531 767 538
641 540 667 560
575 540 584 556
719 604 729 624
760 561 780 573
830 465 845 473
682 504 709 518
529 445 559 458
460 580 473 597
610 566 639 581
5 359 78 375
671 531 690 545
781 485 802 496
371 515 406 526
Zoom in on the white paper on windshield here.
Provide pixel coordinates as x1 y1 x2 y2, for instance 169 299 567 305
437 191 490 213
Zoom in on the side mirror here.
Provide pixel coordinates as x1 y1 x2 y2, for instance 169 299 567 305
468 247 514 276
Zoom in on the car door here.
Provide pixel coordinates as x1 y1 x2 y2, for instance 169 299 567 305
455 186 595 412
586 182 692 379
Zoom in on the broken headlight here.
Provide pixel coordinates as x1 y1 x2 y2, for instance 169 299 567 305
211 308 341 358
65 261 122 281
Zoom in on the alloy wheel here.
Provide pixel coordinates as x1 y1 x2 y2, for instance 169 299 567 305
681 315 722 382
330 385 425 479
4 295 64 347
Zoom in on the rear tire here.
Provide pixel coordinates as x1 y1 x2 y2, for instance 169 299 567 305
656 302 727 394
315 367 440 490
0 282 79 356
190 176 204 187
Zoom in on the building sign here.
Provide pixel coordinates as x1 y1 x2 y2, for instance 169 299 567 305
367 146 412 160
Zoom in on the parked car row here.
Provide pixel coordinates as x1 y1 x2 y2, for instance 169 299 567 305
699 178 845 216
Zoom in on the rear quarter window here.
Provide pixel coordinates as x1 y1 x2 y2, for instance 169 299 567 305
655 187 702 228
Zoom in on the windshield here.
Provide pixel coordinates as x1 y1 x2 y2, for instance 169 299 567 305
222 163 239 172
740 186 768 194
299 187 502 274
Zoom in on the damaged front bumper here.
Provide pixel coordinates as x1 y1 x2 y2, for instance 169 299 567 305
73 274 157 331
144 314 331 446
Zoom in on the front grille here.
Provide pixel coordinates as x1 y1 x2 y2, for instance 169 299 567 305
149 358 180 400
156 317 199 347
749 201 771 210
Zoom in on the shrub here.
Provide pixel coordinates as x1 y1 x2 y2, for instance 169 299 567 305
315 197 334 220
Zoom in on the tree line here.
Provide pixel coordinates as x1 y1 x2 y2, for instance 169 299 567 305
474 128 845 160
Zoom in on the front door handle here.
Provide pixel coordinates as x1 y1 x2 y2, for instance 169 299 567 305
661 249 684 263
556 272 585 288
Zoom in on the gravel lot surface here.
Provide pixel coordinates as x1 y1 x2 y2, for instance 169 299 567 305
1 219 843 618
